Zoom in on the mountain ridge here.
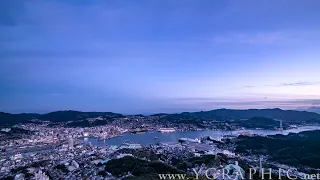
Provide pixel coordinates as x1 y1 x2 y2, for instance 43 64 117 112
303 107 320 114
1 108 320 126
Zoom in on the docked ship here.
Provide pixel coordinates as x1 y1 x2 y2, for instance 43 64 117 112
130 128 148 134
201 136 222 143
11 153 23 160
178 138 200 143
158 128 176 133
83 132 89 138
236 131 252 136
221 133 239 142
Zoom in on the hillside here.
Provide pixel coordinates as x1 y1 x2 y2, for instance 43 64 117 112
182 108 320 123
157 114 204 126
0 110 124 126
1 108 320 126
235 117 281 129
0 112 40 126
304 107 320 114
103 156 184 179
39 110 124 122
236 130 320 169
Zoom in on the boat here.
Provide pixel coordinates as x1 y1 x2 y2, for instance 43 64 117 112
236 131 252 136
205 136 222 142
130 129 148 134
223 134 238 138
83 132 89 138
11 153 23 160
178 138 200 143
158 128 176 133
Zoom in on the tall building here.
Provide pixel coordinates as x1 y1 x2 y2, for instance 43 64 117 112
279 120 283 131
72 160 79 169
68 137 74 149
259 156 263 177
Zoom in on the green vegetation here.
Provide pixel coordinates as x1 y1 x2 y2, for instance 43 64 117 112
172 154 226 170
114 149 160 161
182 108 320 123
0 127 34 141
0 112 39 126
40 110 123 122
1 108 320 127
64 119 110 127
235 117 281 129
0 110 124 126
1 176 14 180
0 127 32 135
103 156 184 178
157 114 205 127
54 164 68 173
236 130 320 169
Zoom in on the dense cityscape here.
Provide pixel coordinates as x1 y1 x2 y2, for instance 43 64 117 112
1 109 320 179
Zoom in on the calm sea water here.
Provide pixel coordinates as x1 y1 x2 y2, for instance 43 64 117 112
83 126 320 146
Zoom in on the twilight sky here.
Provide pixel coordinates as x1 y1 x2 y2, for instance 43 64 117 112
1 0 320 114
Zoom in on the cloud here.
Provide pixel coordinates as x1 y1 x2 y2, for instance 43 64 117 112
279 81 320 86
243 85 255 88
171 97 320 110
309 100 320 105
243 81 320 89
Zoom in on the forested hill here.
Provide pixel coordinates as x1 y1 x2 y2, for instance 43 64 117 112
0 112 40 126
1 108 320 126
235 130 320 169
0 110 124 126
181 108 320 122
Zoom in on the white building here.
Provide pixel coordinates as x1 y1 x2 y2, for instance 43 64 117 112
34 170 49 180
117 153 133 159
68 137 74 149
72 160 79 169
158 128 176 133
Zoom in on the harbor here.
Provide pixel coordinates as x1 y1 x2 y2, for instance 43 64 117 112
83 125 320 146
